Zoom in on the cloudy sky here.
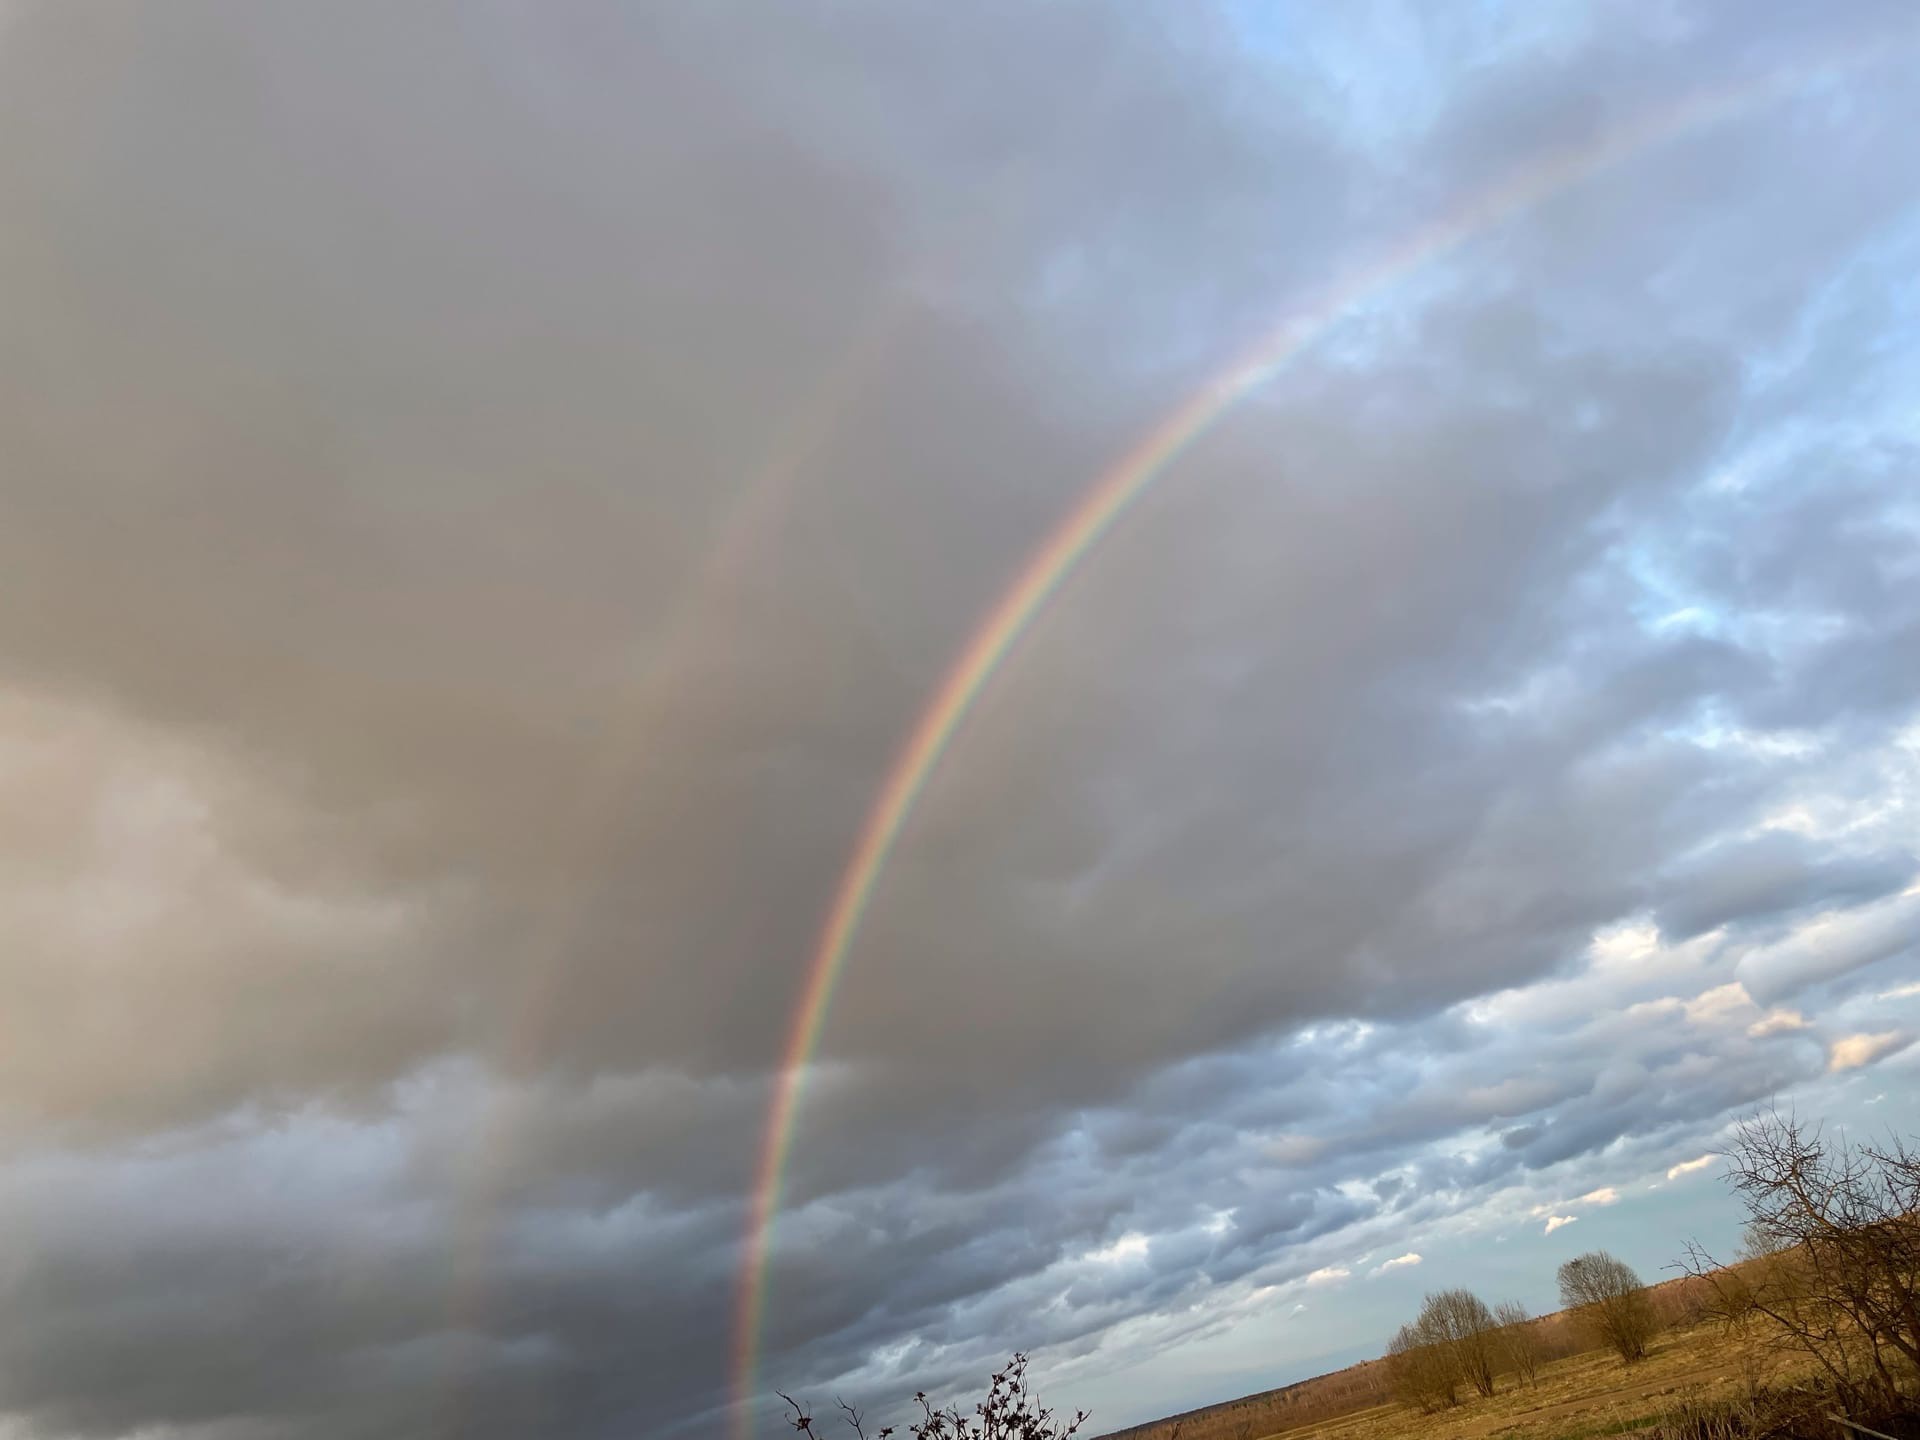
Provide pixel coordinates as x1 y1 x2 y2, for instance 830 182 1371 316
2 1 1917 1436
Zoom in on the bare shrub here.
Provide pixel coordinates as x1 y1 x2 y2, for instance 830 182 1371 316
1386 1320 1458 1413
1558 1250 1659 1363
1676 1108 1920 1416
781 1353 1088 1440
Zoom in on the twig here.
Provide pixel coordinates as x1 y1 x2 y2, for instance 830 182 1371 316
779 1390 816 1436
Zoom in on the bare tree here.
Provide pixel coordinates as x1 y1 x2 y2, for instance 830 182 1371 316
1675 1108 1920 1415
1492 1300 1541 1386
1384 1289 1501 1408
1558 1251 1657 1363
1422 1289 1501 1398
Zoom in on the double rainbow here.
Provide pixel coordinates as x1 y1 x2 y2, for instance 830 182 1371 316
731 32 1904 1436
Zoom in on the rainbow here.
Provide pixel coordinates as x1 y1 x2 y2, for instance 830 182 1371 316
428 302 902 1438
731 31 1908 1436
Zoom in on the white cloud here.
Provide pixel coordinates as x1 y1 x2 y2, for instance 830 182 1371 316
1635 985 1807 1038
1879 981 1920 1000
1370 1252 1422 1275
1682 983 1754 1026
1304 1266 1351 1287
1666 1154 1716 1181
1085 1233 1150 1265
1828 1031 1913 1073
1533 1188 1617 1219
1589 921 1662 971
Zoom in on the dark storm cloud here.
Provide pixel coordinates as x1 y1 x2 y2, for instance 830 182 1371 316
0 2 1916 1438
0 0 1362 1135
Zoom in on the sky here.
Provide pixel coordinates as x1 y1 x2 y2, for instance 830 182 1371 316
0 1 1917 1437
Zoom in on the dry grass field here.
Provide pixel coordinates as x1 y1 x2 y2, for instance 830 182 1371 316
1105 1312 1816 1440
1103 1279 1732 1440
1257 1323 1792 1440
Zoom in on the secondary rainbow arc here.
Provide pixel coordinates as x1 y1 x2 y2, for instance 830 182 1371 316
729 34 1907 1437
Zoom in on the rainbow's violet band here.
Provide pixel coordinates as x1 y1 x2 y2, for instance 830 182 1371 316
730 35 1901 1436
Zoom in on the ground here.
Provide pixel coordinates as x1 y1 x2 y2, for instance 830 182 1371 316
1258 1326 1787 1440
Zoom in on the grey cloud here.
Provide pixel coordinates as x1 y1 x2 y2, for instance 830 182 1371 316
1653 833 1915 941
0 2 1915 1438
1736 892 1920 1003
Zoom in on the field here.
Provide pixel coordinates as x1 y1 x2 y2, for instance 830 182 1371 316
1257 1323 1785 1440
1103 1298 1808 1440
